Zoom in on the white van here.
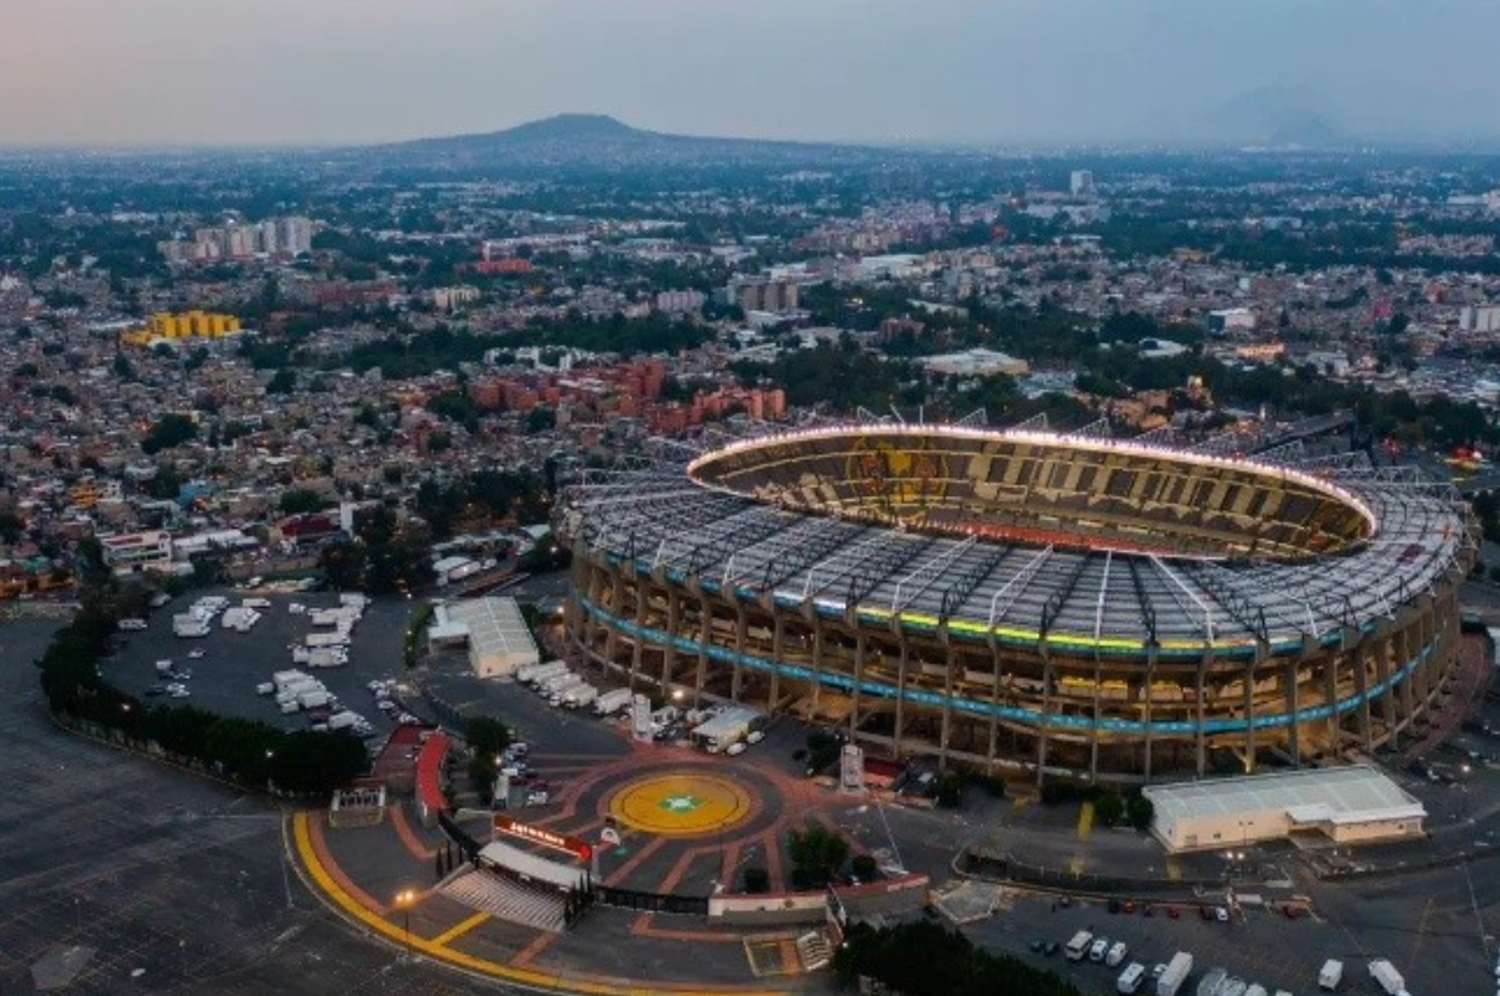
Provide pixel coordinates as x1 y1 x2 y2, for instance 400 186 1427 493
1116 962 1146 995
1106 940 1128 967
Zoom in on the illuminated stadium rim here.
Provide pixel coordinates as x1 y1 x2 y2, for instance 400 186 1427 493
602 551 1366 657
684 424 1382 548
576 594 1433 735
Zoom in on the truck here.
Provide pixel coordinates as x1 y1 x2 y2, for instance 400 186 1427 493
304 648 348 669
1117 962 1147 995
1156 952 1193 996
692 706 762 753
544 674 585 702
539 672 580 696
1064 930 1093 962
564 685 598 709
1317 959 1343 991
327 710 360 731
526 662 568 688
594 688 633 716
305 631 349 649
296 689 333 710
1197 968 1228 996
1367 960 1405 996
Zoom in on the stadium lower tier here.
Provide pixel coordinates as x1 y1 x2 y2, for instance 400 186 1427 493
565 554 1466 785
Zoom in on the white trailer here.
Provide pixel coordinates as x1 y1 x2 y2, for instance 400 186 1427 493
526 662 568 687
305 631 349 649
564 685 598 709
594 688 633 715
1156 952 1193 996
538 671 580 695
1367 960 1405 996
1318 959 1343 991
542 674 584 699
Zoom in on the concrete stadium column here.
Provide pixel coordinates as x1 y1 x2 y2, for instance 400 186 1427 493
1395 618 1415 732
988 646 1002 773
1141 651 1156 781
769 616 784 712
1088 654 1102 782
628 574 647 691
850 633 866 739
938 631 955 772
661 590 680 691
894 641 909 758
1194 656 1210 777
1322 649 1341 756
809 617 825 716
694 595 712 707
1284 644 1306 766
1035 651 1054 789
1243 651 1259 774
1375 630 1396 748
731 607 748 703
1351 636 1373 753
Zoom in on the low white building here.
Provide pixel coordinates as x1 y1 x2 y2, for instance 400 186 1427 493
1143 765 1426 854
428 597 540 679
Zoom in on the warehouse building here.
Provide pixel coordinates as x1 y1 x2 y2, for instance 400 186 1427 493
428 597 540 679
1142 765 1426 853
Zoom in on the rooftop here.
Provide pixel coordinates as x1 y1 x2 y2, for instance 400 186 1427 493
1143 765 1425 827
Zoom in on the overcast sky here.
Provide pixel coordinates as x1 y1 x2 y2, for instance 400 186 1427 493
3 0 1498 148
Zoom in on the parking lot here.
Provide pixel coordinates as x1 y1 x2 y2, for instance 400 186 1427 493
99 586 417 745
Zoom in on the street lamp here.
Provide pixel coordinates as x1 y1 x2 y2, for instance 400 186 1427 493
394 888 417 961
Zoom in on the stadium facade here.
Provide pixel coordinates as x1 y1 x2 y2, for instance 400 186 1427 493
559 422 1475 784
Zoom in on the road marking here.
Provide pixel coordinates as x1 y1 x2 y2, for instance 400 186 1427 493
1076 802 1094 841
291 812 784 996
430 910 490 946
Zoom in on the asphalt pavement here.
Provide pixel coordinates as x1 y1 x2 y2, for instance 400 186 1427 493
0 616 513 996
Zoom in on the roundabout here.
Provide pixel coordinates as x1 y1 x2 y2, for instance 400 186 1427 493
606 770 755 837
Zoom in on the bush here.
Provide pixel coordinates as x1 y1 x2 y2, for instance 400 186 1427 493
1093 790 1126 827
833 920 1082 996
936 773 965 808
851 853 879 882
742 867 770 893
788 826 851 890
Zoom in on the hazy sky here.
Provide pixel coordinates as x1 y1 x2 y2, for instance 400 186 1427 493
3 0 1499 147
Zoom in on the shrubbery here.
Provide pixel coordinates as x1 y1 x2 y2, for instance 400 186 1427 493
833 920 1081 996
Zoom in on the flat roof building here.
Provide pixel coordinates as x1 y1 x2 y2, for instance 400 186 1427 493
429 597 541 679
1142 765 1426 854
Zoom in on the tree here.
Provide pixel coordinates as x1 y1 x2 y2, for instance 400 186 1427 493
851 853 879 883
1125 793 1154 831
265 368 297 395
141 413 198 454
787 826 851 889
935 772 964 808
525 406 557 434
1093 790 1126 827
279 488 330 515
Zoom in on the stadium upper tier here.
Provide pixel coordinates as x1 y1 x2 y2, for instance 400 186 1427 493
686 426 1376 561
561 423 1464 657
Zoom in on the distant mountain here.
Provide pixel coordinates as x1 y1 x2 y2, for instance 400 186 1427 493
1186 86 1350 149
359 113 911 171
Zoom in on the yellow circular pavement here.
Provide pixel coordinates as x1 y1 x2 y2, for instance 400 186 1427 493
607 772 754 837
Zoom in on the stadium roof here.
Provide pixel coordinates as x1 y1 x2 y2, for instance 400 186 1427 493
559 418 1472 657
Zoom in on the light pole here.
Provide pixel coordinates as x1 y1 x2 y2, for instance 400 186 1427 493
394 889 416 962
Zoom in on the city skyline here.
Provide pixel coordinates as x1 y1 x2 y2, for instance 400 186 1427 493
5 0 1500 149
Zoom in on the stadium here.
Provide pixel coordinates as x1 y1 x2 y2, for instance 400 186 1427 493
558 418 1476 784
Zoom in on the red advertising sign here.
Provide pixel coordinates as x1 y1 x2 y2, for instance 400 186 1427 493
492 813 593 861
